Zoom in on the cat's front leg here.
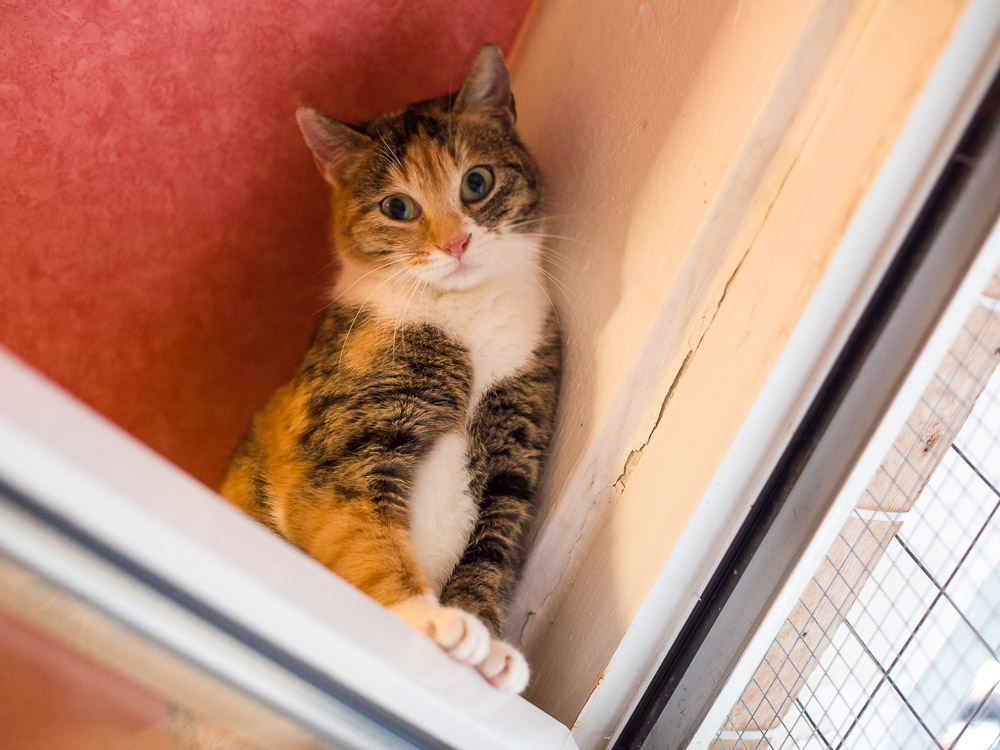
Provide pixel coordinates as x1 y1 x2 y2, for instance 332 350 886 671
439 498 534 693
284 496 493 669
440 327 561 694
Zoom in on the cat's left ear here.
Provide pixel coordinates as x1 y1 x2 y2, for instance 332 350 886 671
455 43 516 123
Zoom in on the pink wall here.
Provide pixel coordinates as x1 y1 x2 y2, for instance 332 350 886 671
1 0 532 487
0 611 174 750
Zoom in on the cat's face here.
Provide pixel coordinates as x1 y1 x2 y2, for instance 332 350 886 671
298 44 543 292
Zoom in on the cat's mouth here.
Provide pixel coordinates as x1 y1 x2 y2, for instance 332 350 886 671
446 259 477 277
423 254 488 288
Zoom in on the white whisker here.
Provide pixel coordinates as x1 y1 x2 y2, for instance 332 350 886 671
526 260 577 314
509 231 592 249
538 265 576 301
376 129 405 175
529 274 561 327
487 237 576 275
397 277 428 360
328 255 415 307
506 213 582 227
337 265 410 372
393 273 424 361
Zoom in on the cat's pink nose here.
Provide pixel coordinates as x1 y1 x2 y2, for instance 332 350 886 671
441 233 470 260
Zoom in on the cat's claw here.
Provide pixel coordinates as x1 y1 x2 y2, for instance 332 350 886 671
425 606 491 665
390 596 528 691
391 595 491 666
478 639 529 694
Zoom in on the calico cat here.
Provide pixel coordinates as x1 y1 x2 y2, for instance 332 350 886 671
221 43 560 695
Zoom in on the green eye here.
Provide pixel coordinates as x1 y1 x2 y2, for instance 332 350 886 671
380 194 420 221
460 166 494 203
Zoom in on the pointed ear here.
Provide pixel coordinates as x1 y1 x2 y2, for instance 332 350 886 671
296 108 371 186
454 43 516 122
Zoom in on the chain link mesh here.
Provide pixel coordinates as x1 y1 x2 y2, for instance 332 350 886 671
709 269 1000 750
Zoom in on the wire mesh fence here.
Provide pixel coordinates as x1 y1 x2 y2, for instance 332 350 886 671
710 268 1000 750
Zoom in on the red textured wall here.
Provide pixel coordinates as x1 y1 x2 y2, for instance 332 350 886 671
1 0 532 487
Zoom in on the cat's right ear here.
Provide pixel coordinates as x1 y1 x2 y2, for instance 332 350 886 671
296 108 371 186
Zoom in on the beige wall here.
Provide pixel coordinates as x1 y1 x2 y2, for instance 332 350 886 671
509 0 968 730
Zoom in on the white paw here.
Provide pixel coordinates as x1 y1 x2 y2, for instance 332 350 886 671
390 595 491 666
425 606 491 665
478 639 530 693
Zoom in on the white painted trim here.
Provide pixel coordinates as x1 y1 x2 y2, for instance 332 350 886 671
0 502 384 750
575 1 1000 746
0 351 577 750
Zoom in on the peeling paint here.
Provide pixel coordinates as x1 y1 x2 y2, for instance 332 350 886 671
614 449 643 490
611 127 798 502
613 349 695 490
572 671 608 732
610 235 757 495
519 610 536 645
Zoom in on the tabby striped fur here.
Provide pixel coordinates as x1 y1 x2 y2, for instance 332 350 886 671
221 43 560 694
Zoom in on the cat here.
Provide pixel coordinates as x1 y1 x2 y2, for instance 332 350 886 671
220 42 560 697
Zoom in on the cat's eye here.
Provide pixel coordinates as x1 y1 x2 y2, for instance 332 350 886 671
460 166 494 204
380 194 421 221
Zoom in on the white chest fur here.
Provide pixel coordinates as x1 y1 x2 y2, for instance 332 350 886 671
421 275 550 404
334 246 550 593
407 430 477 593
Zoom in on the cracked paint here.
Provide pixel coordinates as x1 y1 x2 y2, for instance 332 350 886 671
611 244 753 494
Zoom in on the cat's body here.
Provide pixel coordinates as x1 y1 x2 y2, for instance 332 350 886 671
223 267 559 636
219 43 560 698
325 254 559 599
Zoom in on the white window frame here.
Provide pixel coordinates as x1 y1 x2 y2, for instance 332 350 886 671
0 350 578 750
